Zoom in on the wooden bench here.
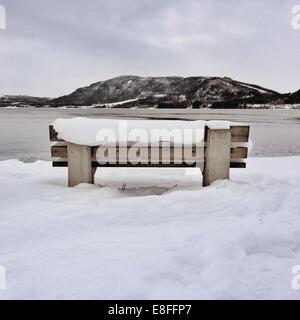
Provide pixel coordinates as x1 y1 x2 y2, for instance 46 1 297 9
49 123 250 187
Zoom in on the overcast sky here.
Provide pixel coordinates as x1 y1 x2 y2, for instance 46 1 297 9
0 0 299 97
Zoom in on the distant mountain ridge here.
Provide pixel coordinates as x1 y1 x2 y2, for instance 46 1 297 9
1 76 300 108
49 75 299 108
50 75 283 108
0 95 50 108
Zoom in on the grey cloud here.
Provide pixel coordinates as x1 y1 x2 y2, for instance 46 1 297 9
0 0 299 97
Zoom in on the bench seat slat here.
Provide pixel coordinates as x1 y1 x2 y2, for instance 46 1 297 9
51 144 248 160
230 126 250 143
52 160 246 169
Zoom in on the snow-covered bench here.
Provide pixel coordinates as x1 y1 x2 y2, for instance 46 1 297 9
49 119 250 187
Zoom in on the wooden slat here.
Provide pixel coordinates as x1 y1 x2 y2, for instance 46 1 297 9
230 147 248 159
52 161 68 167
52 145 204 162
49 125 62 142
204 126 249 142
53 161 199 168
51 142 67 157
51 145 248 160
230 162 247 169
230 126 249 142
53 160 246 169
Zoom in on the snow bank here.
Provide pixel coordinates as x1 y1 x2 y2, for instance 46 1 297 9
0 156 300 299
53 118 239 146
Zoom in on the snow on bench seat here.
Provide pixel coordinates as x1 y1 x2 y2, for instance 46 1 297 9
50 118 249 145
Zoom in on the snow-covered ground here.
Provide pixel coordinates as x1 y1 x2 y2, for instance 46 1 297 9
0 156 300 299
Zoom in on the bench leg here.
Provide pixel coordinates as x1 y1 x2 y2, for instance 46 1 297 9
67 143 93 187
203 128 231 187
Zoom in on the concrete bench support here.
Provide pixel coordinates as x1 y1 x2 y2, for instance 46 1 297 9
67 143 94 187
203 128 231 187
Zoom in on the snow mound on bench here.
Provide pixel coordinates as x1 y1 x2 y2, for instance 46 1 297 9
206 120 231 129
53 118 235 146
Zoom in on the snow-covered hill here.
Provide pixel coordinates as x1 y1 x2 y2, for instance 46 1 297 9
0 95 50 108
51 75 283 108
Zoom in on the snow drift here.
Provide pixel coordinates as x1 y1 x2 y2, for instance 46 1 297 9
0 157 300 299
